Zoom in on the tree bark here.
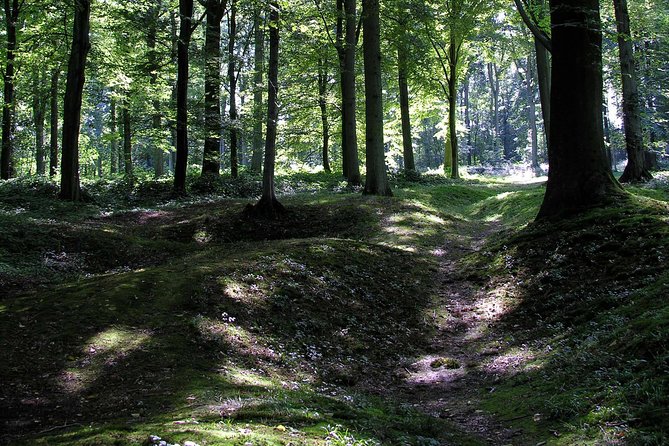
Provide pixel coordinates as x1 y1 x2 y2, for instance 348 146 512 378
146 6 164 178
123 100 132 177
249 0 284 217
174 0 194 194
250 7 264 173
340 0 361 185
448 36 459 179
525 55 540 173
60 0 90 201
49 69 59 177
33 70 47 175
318 57 331 172
362 0 391 196
1 0 19 180
535 39 551 147
537 0 623 219
202 0 224 176
397 31 416 174
614 0 651 182
228 0 239 178
110 97 117 174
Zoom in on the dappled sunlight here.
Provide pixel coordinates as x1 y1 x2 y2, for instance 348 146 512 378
58 326 152 394
481 346 542 377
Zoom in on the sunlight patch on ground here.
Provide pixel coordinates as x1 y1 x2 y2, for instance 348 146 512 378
481 346 541 377
58 326 152 394
217 365 277 388
405 355 467 386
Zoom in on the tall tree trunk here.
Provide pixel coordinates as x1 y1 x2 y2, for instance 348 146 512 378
202 0 224 176
33 70 47 175
60 0 90 201
228 0 239 178
1 0 18 179
535 39 551 147
362 0 391 196
464 76 472 165
448 36 459 179
318 57 331 172
110 97 117 174
397 31 416 174
250 7 264 173
525 55 540 173
174 0 194 194
123 100 132 177
487 62 500 158
250 0 284 217
146 7 164 178
341 0 360 185
49 69 59 177
537 0 623 219
614 0 651 182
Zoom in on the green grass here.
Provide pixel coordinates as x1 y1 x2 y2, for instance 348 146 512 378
2 170 669 445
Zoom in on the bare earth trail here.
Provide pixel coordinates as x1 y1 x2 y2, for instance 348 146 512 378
382 221 536 446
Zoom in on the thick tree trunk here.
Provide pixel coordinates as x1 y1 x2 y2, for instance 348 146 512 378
250 7 264 173
249 0 284 217
398 38 416 174
1 0 18 180
123 100 132 177
341 0 360 185
537 0 623 219
174 0 194 194
362 0 391 196
202 0 224 176
228 0 239 178
33 70 47 175
60 0 90 201
614 0 651 182
318 58 331 172
49 69 59 177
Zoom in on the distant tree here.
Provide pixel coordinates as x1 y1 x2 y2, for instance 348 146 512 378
49 69 60 178
60 0 91 201
614 0 652 183
228 0 240 178
1 0 20 179
537 0 623 219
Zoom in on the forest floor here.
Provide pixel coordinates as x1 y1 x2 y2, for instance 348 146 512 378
1 172 668 445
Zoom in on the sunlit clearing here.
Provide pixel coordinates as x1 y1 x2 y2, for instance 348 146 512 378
482 346 543 377
218 365 277 388
58 327 151 394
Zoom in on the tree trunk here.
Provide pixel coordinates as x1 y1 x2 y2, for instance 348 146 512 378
318 57 331 172
49 69 59 177
60 0 90 201
398 33 416 175
202 0 224 176
448 36 459 179
33 70 47 175
250 7 264 173
228 0 239 178
110 97 117 174
174 0 194 194
464 76 472 165
487 61 500 159
362 0 391 196
525 56 540 173
123 100 132 177
1 0 18 180
146 7 164 178
341 0 360 185
614 0 651 182
537 0 623 220
249 0 284 217
535 39 551 147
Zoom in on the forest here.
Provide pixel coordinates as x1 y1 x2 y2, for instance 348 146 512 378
1 0 669 444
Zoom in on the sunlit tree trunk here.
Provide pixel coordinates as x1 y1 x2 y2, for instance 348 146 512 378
202 0 224 176
397 29 416 174
110 97 117 174
123 100 132 178
614 0 651 183
228 0 239 178
318 57 331 172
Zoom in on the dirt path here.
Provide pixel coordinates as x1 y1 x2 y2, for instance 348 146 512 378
386 222 536 445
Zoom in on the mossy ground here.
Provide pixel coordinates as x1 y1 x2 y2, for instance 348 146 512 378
1 171 668 445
